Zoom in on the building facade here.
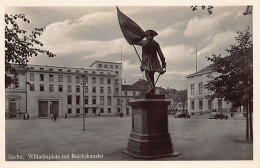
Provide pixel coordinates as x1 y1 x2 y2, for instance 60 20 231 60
186 66 232 114
5 61 123 118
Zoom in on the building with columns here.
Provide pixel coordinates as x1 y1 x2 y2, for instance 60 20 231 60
186 66 232 114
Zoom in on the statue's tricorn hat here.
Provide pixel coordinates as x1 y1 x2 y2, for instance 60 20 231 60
144 30 158 37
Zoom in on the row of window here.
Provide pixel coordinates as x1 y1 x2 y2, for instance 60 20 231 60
68 107 130 115
98 64 119 69
67 95 112 105
190 83 210 95
29 84 115 93
191 99 222 110
30 73 115 84
30 66 116 75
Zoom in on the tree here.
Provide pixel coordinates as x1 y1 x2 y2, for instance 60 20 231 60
177 90 187 113
5 14 55 88
205 28 253 141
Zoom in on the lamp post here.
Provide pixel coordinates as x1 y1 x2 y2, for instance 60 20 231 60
81 75 87 131
25 81 30 118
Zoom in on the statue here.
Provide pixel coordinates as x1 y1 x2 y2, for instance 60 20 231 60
117 7 166 95
135 30 166 95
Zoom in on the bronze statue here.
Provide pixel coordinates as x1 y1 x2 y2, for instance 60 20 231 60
135 30 166 95
117 7 166 95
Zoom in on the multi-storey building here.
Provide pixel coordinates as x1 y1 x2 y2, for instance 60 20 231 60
186 66 231 114
5 61 122 118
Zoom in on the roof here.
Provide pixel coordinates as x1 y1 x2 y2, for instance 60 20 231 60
122 84 149 91
132 79 149 86
186 66 213 78
90 61 122 67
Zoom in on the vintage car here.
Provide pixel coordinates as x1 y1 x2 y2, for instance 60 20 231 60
174 112 190 118
209 112 228 119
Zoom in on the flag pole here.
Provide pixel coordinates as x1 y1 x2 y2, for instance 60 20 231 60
133 45 142 62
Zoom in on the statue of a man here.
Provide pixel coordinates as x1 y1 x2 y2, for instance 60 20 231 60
135 30 166 95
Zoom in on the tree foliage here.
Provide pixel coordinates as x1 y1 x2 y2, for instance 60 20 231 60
5 14 55 88
205 28 253 108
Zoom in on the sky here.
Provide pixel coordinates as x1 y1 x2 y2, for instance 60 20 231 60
6 6 252 90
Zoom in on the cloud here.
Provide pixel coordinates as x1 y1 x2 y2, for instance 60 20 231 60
184 12 231 37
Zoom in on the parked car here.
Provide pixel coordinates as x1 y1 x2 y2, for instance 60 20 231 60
209 112 228 119
175 112 190 118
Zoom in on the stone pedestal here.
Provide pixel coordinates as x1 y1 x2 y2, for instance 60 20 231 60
123 95 180 159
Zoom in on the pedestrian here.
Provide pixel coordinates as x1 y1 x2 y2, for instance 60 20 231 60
53 114 57 122
120 112 123 118
27 113 30 120
65 114 67 119
50 113 53 121
24 113 27 120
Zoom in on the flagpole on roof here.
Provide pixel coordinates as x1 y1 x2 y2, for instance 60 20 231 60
196 44 198 73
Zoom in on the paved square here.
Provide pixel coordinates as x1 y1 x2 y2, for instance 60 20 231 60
5 116 252 161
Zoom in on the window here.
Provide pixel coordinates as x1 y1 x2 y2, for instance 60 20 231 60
218 99 222 110
92 96 96 104
40 67 44 70
76 76 80 83
117 99 120 105
191 100 195 110
104 64 108 68
30 67 34 70
85 108 88 114
76 86 80 92
108 96 111 105
110 65 113 69
100 108 104 113
126 99 129 106
133 92 136 97
115 65 118 69
67 76 72 82
124 91 128 96
99 64 102 68
107 78 111 84
92 71 96 74
115 79 119 85
67 69 71 72
92 86 96 93
49 68 53 71
84 97 88 104
199 100 203 110
40 84 44 91
117 108 120 113
30 84 35 91
30 73 34 81
115 71 119 76
100 96 104 105
115 88 119 94
40 74 44 81
84 71 88 74
58 69 62 72
108 108 111 113
191 84 194 95
92 77 96 84
82 77 88 83
59 85 63 92
68 108 72 114
208 100 212 110
49 85 54 92
100 78 104 84
67 85 72 92
76 70 80 73
67 96 72 105
49 74 54 82
76 96 80 105
108 87 111 93
58 75 63 82
199 83 203 94
100 72 104 75
100 87 104 93
84 86 88 93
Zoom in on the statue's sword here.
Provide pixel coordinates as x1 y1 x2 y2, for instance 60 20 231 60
155 67 166 86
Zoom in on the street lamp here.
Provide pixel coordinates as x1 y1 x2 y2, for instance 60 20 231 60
81 75 87 131
25 82 31 118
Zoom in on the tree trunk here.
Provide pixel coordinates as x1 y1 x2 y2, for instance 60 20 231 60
249 99 253 142
246 100 249 141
